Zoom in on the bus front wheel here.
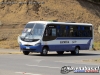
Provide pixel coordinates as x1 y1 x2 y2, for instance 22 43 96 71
41 47 48 56
57 51 64 55
23 51 30 55
71 47 79 55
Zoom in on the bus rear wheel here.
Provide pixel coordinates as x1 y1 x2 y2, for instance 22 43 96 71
23 51 30 55
41 47 48 56
57 51 64 55
71 47 79 55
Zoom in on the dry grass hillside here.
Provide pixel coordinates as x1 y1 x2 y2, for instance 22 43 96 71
0 0 100 49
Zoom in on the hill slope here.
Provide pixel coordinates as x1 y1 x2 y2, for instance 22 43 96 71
0 0 100 49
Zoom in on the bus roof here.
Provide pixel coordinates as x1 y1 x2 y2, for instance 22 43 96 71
28 21 93 26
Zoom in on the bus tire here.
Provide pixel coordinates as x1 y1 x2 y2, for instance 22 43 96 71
71 47 79 55
57 51 64 55
41 47 48 56
23 51 30 55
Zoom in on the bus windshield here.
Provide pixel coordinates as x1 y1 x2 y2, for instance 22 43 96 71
32 23 44 39
20 23 34 39
20 23 45 41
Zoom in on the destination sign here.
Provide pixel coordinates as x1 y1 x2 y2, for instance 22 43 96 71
60 41 77 44
60 41 69 43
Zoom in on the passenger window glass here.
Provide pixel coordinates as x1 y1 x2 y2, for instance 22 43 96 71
44 29 49 36
44 25 57 37
42 24 57 41
52 28 56 36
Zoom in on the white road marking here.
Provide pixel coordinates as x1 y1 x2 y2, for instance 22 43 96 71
15 72 23 73
55 61 100 65
35 59 44 64
15 72 41 75
32 74 41 75
23 73 32 74
26 64 60 69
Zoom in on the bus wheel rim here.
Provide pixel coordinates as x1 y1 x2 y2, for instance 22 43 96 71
76 48 79 54
43 49 47 54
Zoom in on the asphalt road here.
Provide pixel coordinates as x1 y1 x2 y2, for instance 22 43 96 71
0 50 100 75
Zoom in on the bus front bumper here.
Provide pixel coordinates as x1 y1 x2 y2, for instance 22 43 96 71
19 44 42 52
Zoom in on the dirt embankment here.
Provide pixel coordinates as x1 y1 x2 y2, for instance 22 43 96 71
0 0 100 49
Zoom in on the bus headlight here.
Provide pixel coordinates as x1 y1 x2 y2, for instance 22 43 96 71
35 43 41 46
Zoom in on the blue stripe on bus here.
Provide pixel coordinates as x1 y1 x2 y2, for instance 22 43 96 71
48 38 92 51
48 44 90 51
20 38 92 52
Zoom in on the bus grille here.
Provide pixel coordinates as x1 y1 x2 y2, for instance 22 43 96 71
24 45 32 46
21 38 39 42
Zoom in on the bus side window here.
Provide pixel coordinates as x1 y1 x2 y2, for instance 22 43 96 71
66 26 70 37
45 25 57 37
77 26 82 37
84 26 88 37
90 27 92 37
73 26 77 37
57 25 60 37
44 29 48 36
44 26 50 36
87 26 92 37
69 26 73 37
57 25 64 37
81 26 84 37
51 28 56 36
57 29 60 37
62 25 66 37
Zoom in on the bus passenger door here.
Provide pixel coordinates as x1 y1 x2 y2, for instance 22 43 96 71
56 25 68 51
42 24 57 51
56 25 62 51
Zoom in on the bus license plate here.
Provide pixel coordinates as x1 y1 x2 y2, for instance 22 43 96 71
26 47 30 49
